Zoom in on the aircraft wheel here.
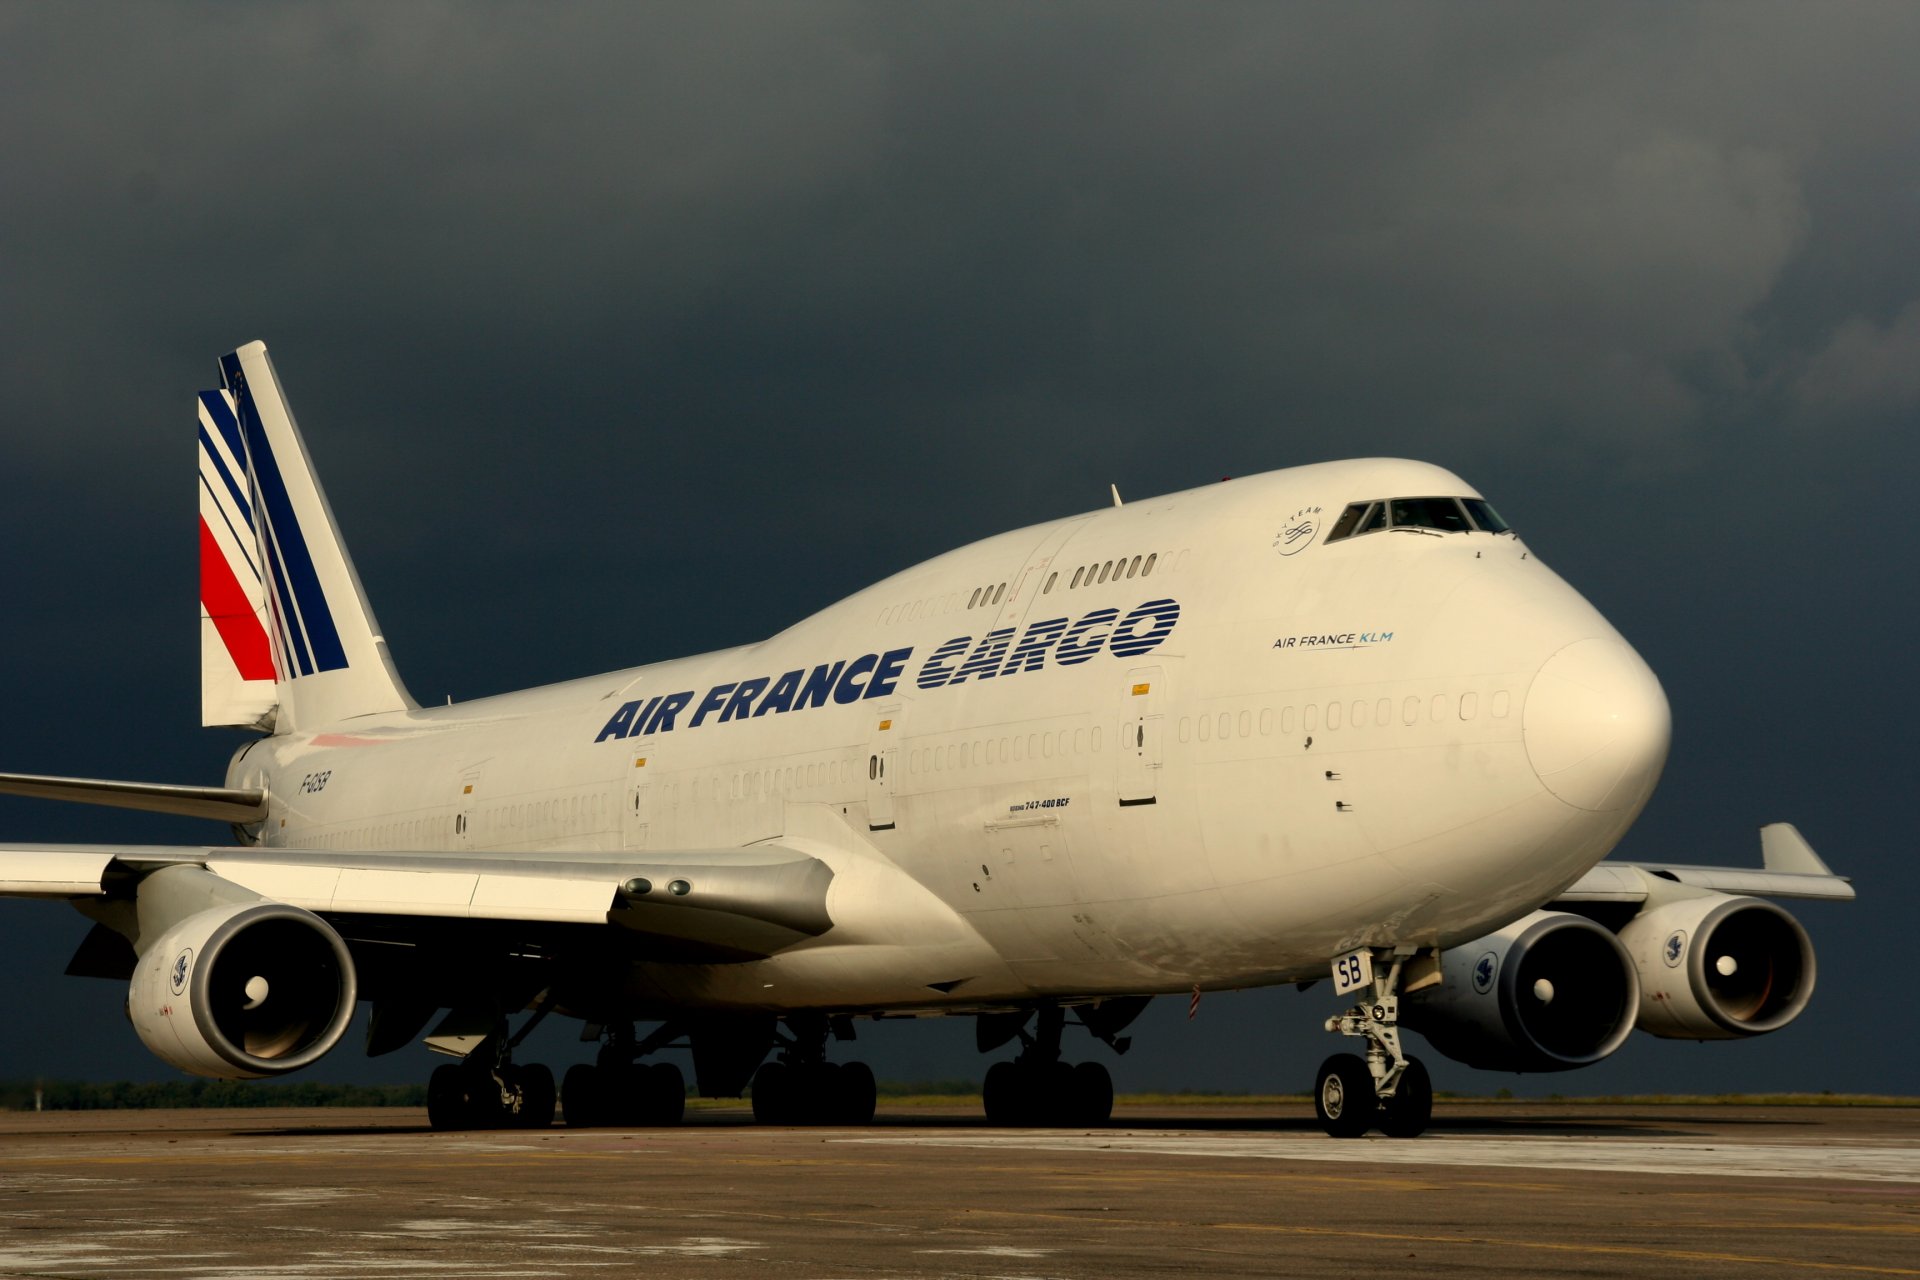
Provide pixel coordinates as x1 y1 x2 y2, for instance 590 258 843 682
799 1062 842 1125
836 1061 877 1125
1315 1053 1376 1139
645 1061 687 1126
1377 1057 1432 1139
982 1060 1023 1125
515 1063 556 1129
1072 1061 1114 1126
751 1061 793 1124
427 1063 470 1131
562 1063 604 1127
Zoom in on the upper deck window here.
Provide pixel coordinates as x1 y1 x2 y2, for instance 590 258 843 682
1324 495 1512 543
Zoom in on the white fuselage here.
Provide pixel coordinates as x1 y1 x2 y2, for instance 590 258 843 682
228 458 1670 1015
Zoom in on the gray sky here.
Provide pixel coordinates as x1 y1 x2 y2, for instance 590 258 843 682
1 3 1914 1096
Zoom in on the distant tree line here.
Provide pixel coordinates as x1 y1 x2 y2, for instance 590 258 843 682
1 1080 427 1110
2 1077 983 1110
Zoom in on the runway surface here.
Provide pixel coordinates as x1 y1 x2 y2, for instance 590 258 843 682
2 1101 1916 1278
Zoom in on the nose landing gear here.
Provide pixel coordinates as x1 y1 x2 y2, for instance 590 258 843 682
1317 947 1433 1139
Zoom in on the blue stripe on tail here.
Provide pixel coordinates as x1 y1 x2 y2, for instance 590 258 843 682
221 355 348 675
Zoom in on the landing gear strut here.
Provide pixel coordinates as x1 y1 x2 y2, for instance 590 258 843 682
1317 948 1433 1139
749 1014 877 1126
562 1021 688 1127
980 1007 1115 1127
426 1006 558 1132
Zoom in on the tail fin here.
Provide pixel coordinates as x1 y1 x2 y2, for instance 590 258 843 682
198 341 415 732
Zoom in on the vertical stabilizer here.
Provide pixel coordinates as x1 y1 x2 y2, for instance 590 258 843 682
201 341 415 731
199 389 278 729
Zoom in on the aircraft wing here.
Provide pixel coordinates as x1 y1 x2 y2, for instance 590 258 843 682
0 842 835 958
1554 822 1855 904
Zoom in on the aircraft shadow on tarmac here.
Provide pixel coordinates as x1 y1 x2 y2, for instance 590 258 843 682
255 1106 1818 1141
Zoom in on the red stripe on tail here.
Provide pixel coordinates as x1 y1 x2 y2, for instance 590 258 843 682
199 516 277 682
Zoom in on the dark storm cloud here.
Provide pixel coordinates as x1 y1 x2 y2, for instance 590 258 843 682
1 3 1915 1092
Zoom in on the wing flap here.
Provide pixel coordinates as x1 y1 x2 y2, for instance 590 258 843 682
2 843 836 955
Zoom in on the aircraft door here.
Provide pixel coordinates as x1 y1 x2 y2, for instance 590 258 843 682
624 742 654 850
454 768 482 845
1119 666 1163 806
866 707 898 831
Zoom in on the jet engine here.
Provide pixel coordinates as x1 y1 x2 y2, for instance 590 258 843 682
128 896 358 1079
1618 894 1815 1039
1403 910 1639 1072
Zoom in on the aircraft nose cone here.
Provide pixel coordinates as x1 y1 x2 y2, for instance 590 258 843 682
1524 636 1671 812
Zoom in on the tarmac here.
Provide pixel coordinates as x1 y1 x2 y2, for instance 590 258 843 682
1 1101 1916 1278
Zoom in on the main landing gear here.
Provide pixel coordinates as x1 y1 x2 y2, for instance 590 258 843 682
1316 948 1433 1139
426 1009 558 1131
980 1006 1118 1127
749 1014 877 1125
562 1021 688 1127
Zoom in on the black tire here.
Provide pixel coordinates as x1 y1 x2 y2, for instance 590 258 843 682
1038 1061 1077 1127
1072 1061 1114 1126
751 1061 792 1125
837 1061 877 1125
982 1060 1021 1125
562 1063 602 1127
646 1061 686 1126
1314 1053 1376 1139
427 1063 468 1131
516 1063 556 1129
1377 1057 1432 1139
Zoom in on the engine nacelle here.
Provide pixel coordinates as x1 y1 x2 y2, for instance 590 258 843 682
128 899 358 1079
1619 894 1815 1039
1404 911 1639 1072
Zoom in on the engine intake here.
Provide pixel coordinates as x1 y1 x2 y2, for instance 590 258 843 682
128 897 357 1079
1618 895 1815 1039
1404 910 1639 1072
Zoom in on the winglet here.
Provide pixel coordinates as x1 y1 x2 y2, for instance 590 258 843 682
1759 823 1835 876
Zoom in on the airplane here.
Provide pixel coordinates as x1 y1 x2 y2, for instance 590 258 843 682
0 340 1854 1138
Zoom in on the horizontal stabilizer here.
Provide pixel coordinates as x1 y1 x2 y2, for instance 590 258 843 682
0 772 267 823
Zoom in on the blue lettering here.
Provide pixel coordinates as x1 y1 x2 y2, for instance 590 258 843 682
688 684 735 729
916 637 972 690
796 661 846 710
1107 599 1180 658
1055 608 1119 665
999 617 1067 675
834 653 880 704
624 695 663 738
949 629 1016 684
595 700 640 743
720 676 770 722
644 690 693 734
755 669 803 716
866 647 913 699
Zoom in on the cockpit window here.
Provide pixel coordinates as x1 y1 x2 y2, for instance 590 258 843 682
1462 498 1510 533
1323 494 1513 543
1390 497 1473 532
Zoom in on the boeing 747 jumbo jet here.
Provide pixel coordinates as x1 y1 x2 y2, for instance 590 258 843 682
0 342 1854 1137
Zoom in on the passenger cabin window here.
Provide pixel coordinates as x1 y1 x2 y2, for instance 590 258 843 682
1324 495 1512 543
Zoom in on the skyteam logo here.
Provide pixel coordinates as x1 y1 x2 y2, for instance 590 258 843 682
1273 506 1322 557
1472 951 1498 994
169 948 193 996
1663 930 1687 967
